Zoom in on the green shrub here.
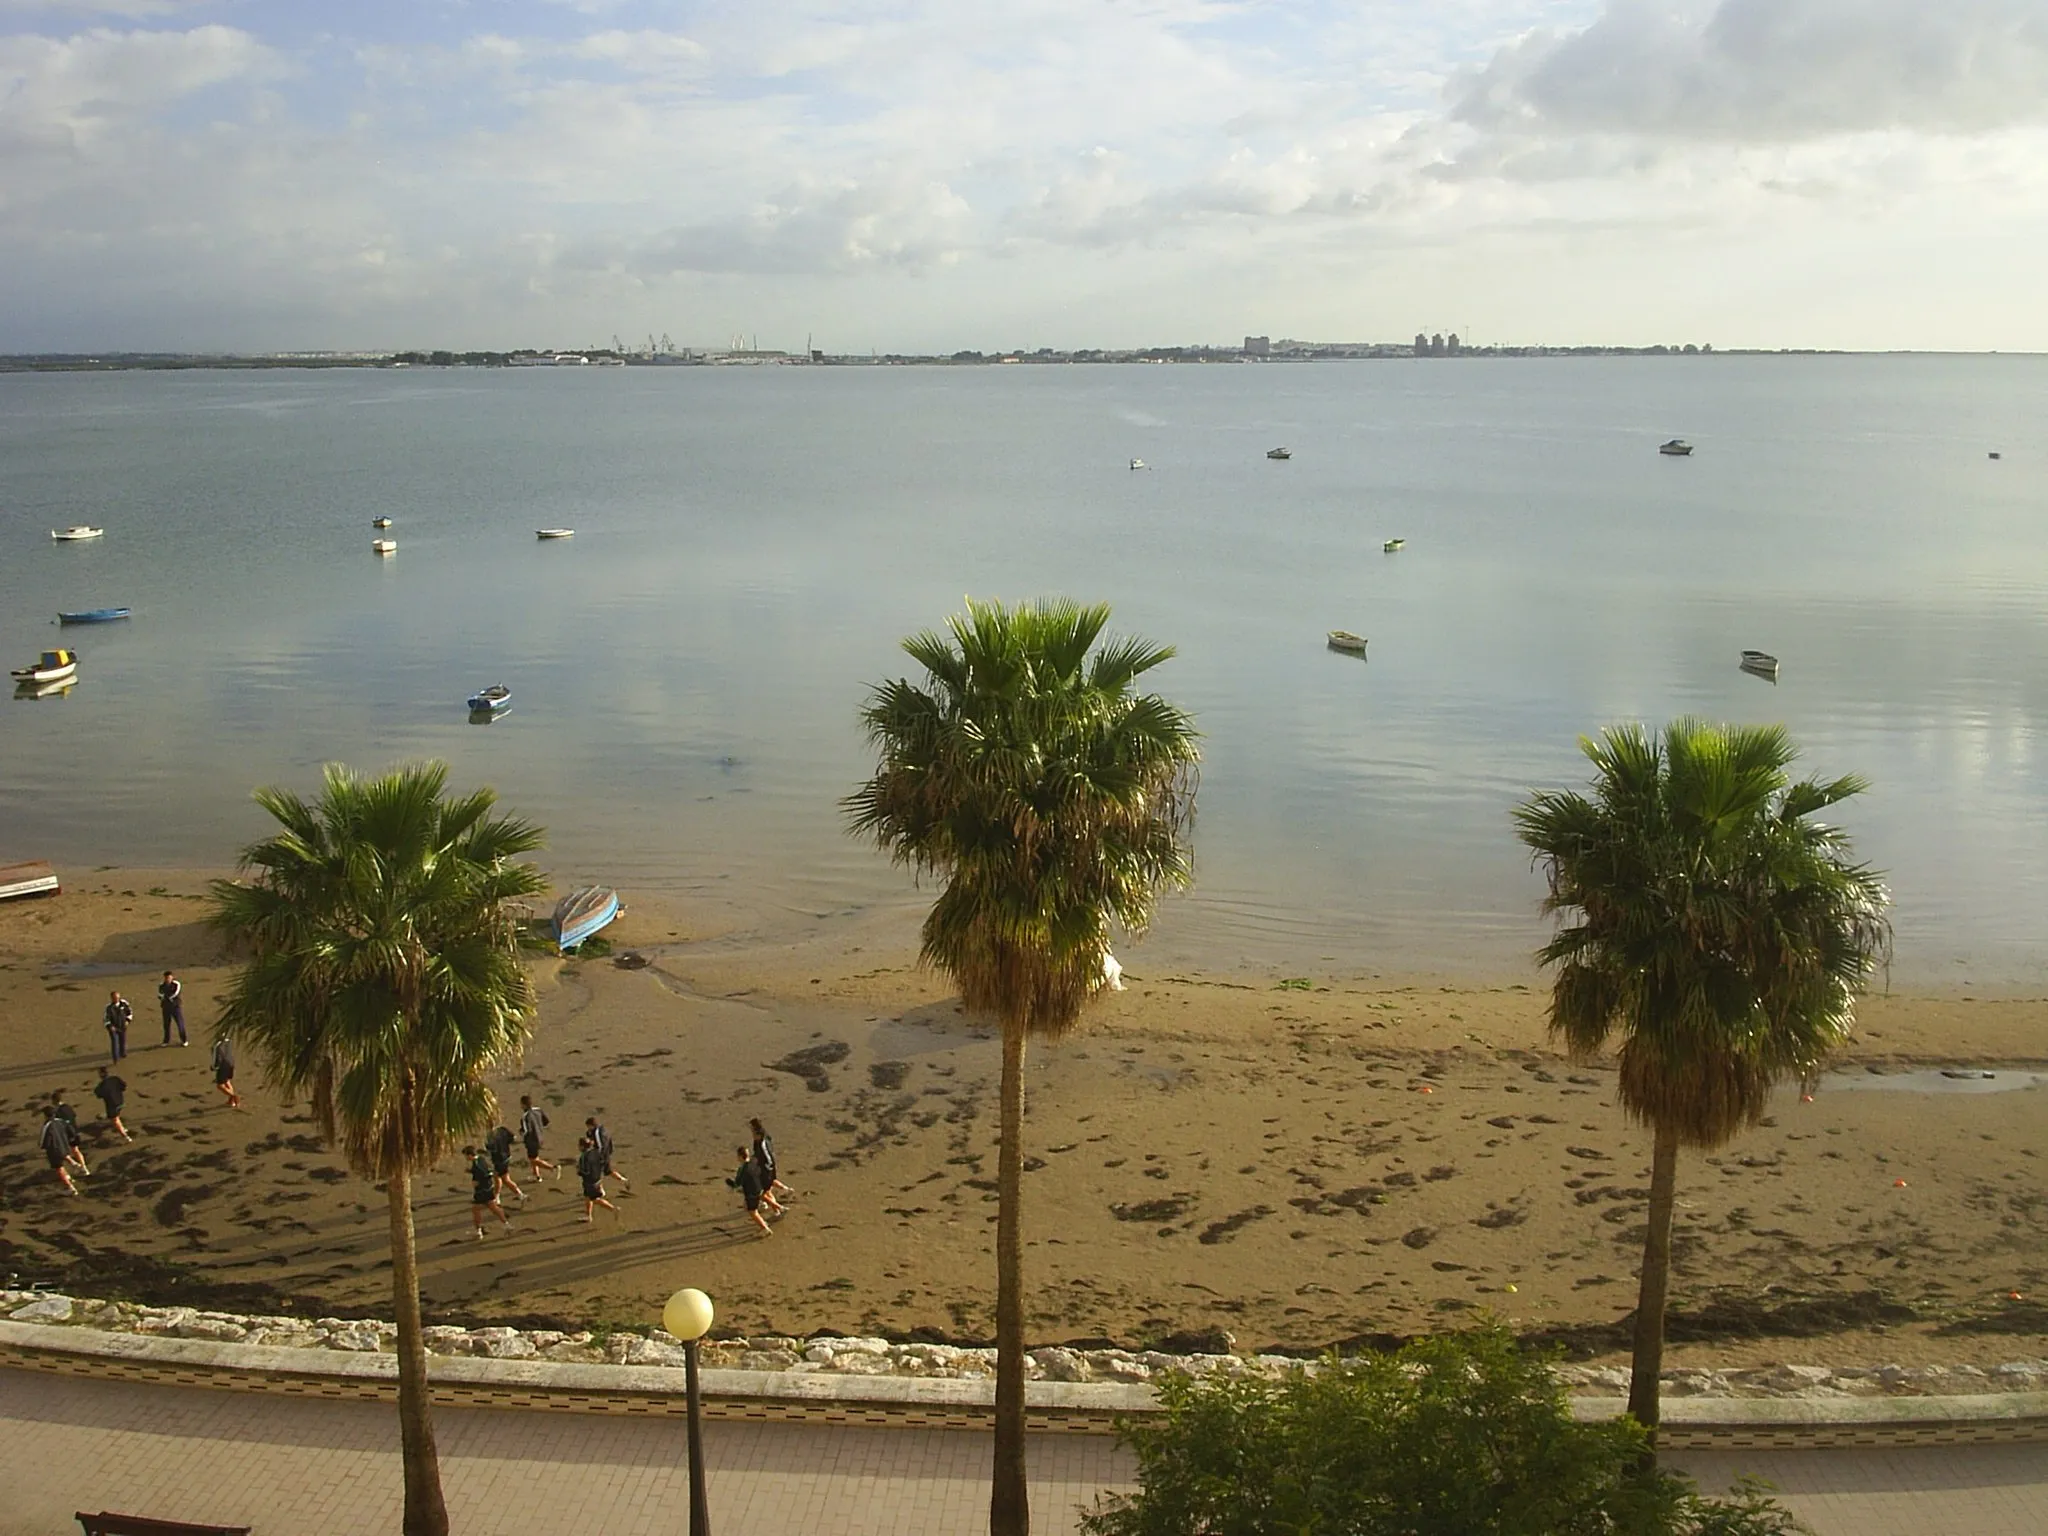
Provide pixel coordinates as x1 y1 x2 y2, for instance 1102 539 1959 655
1081 1326 1807 1536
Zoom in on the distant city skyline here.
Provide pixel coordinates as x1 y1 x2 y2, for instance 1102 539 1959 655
4 1 2047 355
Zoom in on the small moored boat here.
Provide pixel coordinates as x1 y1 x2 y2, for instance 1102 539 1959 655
1383 538 1405 553
11 649 77 686
372 538 397 554
536 528 575 540
1740 650 1779 679
51 526 104 542
467 684 511 713
554 885 623 953
0 861 60 901
1327 630 1368 655
372 517 394 528
1267 447 1292 460
57 608 130 624
1128 458 1148 471
1658 439 1693 456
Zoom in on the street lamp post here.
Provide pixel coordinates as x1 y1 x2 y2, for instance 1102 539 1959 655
663 1287 716 1536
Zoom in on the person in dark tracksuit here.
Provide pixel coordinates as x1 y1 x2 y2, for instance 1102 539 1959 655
576 1135 618 1222
519 1095 557 1181
584 1116 629 1187
40 1107 84 1194
466 1146 511 1237
158 971 188 1046
93 1066 133 1142
212 1036 241 1109
750 1117 795 1203
103 991 132 1063
485 1124 524 1204
727 1145 782 1236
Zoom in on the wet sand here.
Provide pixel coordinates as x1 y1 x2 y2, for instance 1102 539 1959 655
4 871 2046 1370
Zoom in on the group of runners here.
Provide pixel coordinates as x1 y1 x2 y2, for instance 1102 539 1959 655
49 979 802 1245
461 1105 795 1240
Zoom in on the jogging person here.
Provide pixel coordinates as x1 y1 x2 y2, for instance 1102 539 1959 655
575 1135 618 1222
211 1035 242 1109
727 1144 782 1236
103 991 132 1063
585 1116 629 1188
92 1066 133 1142
750 1117 795 1203
466 1146 512 1237
40 1106 85 1193
158 970 188 1046
518 1095 557 1181
485 1123 524 1204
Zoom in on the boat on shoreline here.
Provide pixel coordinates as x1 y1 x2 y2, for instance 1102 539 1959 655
57 608 130 625
51 526 103 542
11 649 77 686
554 885 622 952
1327 630 1367 655
0 861 59 901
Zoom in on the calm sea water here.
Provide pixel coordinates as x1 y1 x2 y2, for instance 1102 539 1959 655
3 359 2045 985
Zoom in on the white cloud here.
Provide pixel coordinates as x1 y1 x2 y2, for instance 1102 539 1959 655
1455 0 2048 143
2 2 2047 351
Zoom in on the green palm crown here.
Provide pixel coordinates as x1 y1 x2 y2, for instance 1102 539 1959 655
846 596 1201 1035
1513 719 1891 1146
208 761 549 1179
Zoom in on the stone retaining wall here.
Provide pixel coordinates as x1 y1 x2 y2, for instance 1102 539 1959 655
8 1290 2045 1402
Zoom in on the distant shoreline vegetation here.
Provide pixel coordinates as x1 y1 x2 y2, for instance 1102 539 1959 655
9 341 1938 374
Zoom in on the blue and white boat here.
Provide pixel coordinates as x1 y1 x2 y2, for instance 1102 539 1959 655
467 684 511 713
554 886 622 952
57 608 130 625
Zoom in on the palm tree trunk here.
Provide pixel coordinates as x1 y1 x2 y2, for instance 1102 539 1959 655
387 1169 450 1536
990 1021 1030 1536
1627 1125 1681 1444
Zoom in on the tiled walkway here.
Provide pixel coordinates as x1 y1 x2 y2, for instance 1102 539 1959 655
3 1366 2046 1534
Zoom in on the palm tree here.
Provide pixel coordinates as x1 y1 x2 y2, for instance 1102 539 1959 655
848 599 1199 1536
1513 720 1889 1445
209 761 547 1536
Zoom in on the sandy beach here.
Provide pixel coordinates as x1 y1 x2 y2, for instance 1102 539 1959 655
3 870 2045 1371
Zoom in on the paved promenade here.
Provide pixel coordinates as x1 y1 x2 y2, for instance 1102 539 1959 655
3 1366 2046 1534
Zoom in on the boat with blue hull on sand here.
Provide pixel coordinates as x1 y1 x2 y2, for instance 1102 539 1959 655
554 886 622 952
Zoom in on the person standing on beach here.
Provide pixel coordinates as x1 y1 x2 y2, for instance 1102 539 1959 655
518 1095 557 1181
727 1144 782 1236
157 971 188 1047
40 1106 84 1194
485 1123 524 1205
585 1116 629 1188
102 991 131 1063
92 1066 133 1143
211 1035 242 1109
466 1146 512 1237
750 1118 795 1203
575 1135 618 1222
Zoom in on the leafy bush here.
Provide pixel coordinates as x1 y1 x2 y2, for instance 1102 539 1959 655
1081 1326 1807 1536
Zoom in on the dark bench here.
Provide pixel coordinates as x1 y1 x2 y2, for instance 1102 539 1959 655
75 1514 251 1536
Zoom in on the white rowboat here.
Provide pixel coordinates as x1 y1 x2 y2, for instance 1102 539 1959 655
51 526 103 541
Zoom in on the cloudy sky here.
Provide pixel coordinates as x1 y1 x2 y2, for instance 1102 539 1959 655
4 0 2047 353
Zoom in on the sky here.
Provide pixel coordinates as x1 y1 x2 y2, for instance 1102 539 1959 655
3 0 2047 353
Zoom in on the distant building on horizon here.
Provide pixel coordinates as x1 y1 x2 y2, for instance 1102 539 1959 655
1243 335 1271 356
1414 333 1428 356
